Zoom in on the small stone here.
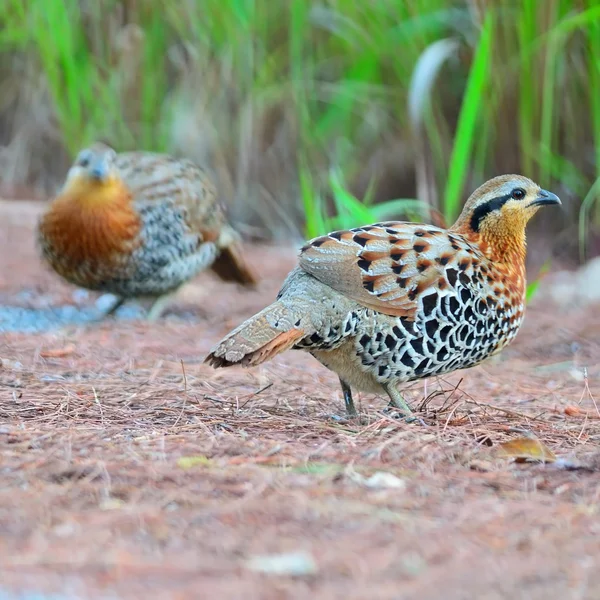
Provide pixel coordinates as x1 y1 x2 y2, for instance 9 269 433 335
245 551 317 576
95 294 119 313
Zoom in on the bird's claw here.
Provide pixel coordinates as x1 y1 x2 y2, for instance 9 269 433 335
382 406 428 426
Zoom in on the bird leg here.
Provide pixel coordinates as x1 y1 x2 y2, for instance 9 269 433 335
103 297 126 318
384 384 412 414
340 378 357 417
146 293 176 322
384 384 428 425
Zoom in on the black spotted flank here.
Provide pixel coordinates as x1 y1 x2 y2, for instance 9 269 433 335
446 268 458 288
410 337 424 355
460 287 473 303
459 272 470 287
422 292 438 317
400 317 416 335
414 230 426 237
439 325 452 342
400 352 415 368
425 319 439 337
311 237 327 247
390 250 406 261
392 264 405 275
414 358 430 375
329 230 344 240
464 305 475 322
363 279 376 293
413 242 428 253
448 296 460 315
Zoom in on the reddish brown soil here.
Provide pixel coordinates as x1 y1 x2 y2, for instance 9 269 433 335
1 200 600 599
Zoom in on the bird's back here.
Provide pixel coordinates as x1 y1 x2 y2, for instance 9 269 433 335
115 151 225 234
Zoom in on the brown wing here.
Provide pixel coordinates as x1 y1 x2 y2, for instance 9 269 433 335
116 151 257 286
115 151 226 240
299 221 477 319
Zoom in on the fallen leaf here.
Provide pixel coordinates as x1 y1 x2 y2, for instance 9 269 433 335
496 437 556 463
564 405 581 416
40 345 75 358
177 455 212 469
99 499 125 510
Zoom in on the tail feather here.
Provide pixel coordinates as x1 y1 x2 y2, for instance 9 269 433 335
211 241 257 286
211 224 257 286
205 301 305 368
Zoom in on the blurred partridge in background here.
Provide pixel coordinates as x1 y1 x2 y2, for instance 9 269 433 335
37 143 257 320
206 175 560 418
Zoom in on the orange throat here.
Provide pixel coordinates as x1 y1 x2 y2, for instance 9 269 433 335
453 221 528 301
479 228 527 265
39 178 141 266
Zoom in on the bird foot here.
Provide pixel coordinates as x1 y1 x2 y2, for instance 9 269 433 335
328 412 367 425
382 406 428 426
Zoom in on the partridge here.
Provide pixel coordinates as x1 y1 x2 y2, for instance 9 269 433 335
38 143 256 320
205 175 560 417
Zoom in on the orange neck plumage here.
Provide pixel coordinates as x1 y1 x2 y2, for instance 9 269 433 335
452 211 528 267
40 176 141 264
452 213 528 301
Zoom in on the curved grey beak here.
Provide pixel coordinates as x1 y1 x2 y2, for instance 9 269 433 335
530 189 561 207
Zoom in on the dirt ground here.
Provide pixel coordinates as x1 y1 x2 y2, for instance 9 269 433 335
1 200 600 600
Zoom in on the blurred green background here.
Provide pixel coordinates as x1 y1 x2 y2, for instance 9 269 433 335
1 0 599 269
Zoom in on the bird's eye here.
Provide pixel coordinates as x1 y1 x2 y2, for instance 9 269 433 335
511 188 526 200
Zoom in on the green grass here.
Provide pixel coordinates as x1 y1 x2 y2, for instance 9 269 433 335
0 0 599 255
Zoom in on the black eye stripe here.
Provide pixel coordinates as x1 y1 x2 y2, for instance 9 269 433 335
470 193 512 232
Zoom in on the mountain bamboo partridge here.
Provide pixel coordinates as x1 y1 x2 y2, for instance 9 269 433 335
38 143 256 320
205 175 560 418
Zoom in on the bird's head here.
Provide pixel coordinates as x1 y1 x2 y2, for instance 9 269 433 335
61 143 126 206
451 174 561 258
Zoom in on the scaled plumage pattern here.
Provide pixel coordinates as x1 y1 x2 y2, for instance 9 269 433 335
205 175 560 418
38 143 257 319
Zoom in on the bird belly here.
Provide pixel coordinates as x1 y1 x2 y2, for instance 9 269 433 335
302 283 524 391
310 339 386 394
349 289 524 385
